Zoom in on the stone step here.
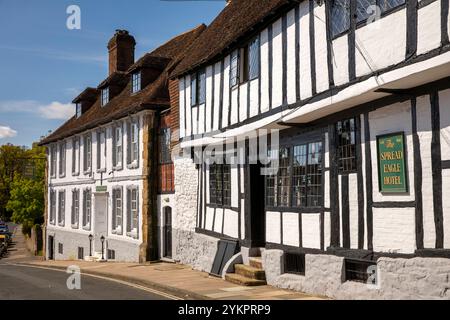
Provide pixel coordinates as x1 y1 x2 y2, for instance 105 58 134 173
249 257 263 269
234 264 266 280
225 273 267 286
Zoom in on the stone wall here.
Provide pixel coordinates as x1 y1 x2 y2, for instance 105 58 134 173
263 249 450 300
173 229 218 273
172 155 219 272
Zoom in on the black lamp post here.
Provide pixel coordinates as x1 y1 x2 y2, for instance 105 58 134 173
100 235 105 260
88 234 93 257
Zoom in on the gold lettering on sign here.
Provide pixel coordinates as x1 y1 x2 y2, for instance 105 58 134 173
383 176 402 185
380 151 403 161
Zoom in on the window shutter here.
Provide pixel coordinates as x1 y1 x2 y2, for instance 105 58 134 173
71 190 75 226
112 189 116 230
127 188 131 233
127 122 131 165
82 190 86 227
135 188 139 238
112 127 116 167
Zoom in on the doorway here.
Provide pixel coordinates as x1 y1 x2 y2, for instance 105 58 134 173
248 163 266 247
163 207 172 258
48 235 54 260
94 194 107 253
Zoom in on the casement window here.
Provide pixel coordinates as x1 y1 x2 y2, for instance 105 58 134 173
126 186 139 238
158 127 174 193
356 0 376 23
276 147 291 207
132 71 141 93
379 0 405 13
127 120 139 167
230 50 239 87
112 187 123 234
248 37 260 81
230 37 260 86
337 118 357 173
240 37 260 83
112 123 123 169
71 189 80 229
72 137 80 175
190 69 206 106
83 134 92 173
97 129 106 172
332 0 406 35
101 87 109 106
49 190 56 225
82 188 92 230
58 190 65 227
50 145 57 178
266 142 323 208
331 0 351 38
58 243 63 255
209 164 231 207
76 103 82 118
59 142 66 178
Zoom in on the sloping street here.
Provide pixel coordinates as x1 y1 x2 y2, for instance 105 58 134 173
0 226 173 300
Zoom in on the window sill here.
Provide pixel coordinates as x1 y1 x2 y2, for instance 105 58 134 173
72 172 80 177
59 174 66 179
126 231 138 239
58 222 65 227
113 165 123 172
82 225 91 231
83 170 92 176
96 168 107 174
111 228 123 235
71 224 79 229
127 162 139 170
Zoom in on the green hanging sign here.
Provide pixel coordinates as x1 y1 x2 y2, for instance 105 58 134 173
377 132 408 193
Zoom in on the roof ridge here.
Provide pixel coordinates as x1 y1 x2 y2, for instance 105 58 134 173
148 23 207 55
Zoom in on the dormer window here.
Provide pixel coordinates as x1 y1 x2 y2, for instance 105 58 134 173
101 87 109 106
76 103 82 118
132 71 141 93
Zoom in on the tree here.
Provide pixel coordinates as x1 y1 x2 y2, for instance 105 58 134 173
0 144 27 221
3 143 46 231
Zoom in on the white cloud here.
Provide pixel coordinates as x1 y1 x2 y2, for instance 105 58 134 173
0 100 75 120
0 126 17 139
38 102 74 120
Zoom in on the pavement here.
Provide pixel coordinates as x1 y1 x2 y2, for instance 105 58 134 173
2 224 324 300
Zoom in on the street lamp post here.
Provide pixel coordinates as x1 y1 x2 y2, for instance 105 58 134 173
100 235 105 260
88 234 93 257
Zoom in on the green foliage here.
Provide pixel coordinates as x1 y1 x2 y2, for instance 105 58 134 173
1 143 46 227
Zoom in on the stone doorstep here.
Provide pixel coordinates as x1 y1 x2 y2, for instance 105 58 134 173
225 273 267 286
249 257 263 269
234 264 266 280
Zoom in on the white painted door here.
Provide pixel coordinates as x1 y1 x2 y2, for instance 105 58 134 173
94 194 108 253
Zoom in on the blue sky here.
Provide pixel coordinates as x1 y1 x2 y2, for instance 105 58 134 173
0 0 225 147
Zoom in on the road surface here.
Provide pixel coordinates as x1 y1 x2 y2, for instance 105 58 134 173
0 223 171 300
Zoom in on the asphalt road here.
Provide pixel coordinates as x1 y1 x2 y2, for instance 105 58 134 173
0 264 170 300
0 223 171 300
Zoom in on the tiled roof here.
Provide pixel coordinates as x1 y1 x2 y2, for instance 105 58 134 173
40 24 206 145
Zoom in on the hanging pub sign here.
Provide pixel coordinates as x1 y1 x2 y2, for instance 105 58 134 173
377 132 408 193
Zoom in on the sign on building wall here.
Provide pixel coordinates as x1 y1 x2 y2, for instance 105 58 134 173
377 132 408 193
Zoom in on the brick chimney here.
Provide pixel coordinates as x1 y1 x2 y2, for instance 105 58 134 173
107 30 136 75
